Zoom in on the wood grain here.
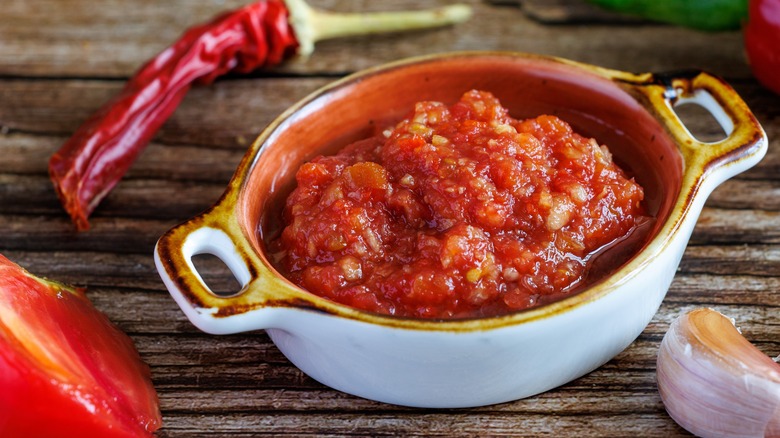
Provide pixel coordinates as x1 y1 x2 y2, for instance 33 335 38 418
0 0 750 79
0 0 778 436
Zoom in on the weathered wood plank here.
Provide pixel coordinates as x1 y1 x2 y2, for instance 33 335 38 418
0 0 751 79
0 214 175 253
709 176 780 211
0 174 224 220
690 207 780 244
135 334 289 365
156 390 670 434
0 133 244 182
666 274 780 307
150 362 316 390
155 412 688 437
0 250 164 290
680 244 780 277
0 77 329 148
156 387 663 414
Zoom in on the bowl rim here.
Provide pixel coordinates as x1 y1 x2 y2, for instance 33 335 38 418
157 51 767 333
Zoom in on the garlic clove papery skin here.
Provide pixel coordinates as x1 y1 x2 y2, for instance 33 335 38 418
657 308 780 438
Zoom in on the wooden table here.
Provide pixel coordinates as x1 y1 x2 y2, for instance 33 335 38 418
1 1 778 436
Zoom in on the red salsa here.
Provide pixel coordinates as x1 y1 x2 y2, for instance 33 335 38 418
270 90 648 319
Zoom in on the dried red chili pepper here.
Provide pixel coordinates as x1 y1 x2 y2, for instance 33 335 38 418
49 0 471 231
744 0 780 96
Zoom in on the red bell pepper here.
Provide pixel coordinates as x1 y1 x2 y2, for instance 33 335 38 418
744 0 780 95
0 255 161 437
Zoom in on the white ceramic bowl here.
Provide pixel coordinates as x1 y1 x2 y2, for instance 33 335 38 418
154 52 767 408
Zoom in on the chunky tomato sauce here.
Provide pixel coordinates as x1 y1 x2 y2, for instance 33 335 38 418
270 90 648 319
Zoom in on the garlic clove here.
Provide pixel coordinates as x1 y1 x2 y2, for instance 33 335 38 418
657 308 780 438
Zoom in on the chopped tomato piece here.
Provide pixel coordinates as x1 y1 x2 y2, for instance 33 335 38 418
0 255 161 437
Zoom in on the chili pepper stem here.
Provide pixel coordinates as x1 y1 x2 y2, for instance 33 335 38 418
285 0 472 56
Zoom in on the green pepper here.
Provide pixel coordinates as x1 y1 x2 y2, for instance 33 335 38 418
587 0 748 31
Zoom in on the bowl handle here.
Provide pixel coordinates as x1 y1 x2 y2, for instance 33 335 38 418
154 201 298 334
630 70 767 184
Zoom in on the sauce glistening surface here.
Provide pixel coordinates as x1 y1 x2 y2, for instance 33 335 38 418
270 90 648 319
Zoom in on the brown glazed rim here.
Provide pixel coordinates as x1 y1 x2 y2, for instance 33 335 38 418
156 51 767 332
